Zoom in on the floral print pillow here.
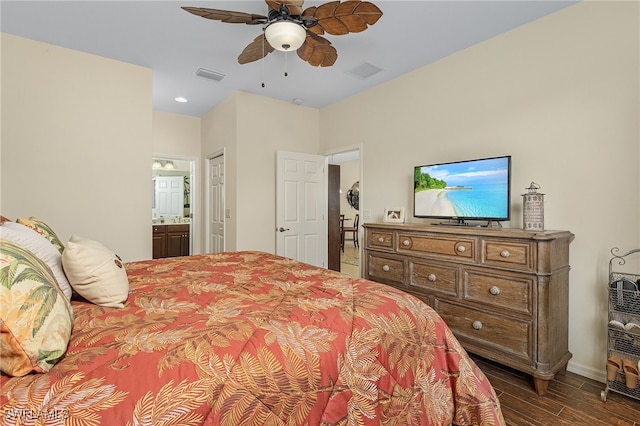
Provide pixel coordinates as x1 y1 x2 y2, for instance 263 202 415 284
16 216 65 254
0 240 74 376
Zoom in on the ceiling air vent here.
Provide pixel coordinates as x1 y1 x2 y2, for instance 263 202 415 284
345 62 383 80
195 67 225 82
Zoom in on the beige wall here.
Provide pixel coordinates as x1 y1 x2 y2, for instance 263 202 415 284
152 111 200 156
202 91 320 252
201 93 239 251
1 33 153 261
319 1 640 380
152 111 202 253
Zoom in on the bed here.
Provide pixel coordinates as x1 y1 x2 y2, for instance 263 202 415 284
1 248 504 425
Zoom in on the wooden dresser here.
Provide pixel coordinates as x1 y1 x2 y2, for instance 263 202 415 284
363 223 574 395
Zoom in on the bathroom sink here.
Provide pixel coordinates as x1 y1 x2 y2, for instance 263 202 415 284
153 221 190 225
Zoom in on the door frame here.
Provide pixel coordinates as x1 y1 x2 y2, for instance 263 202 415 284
323 144 363 275
205 149 225 253
152 153 198 255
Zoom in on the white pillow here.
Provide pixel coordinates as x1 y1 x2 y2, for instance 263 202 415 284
61 235 129 308
0 222 73 300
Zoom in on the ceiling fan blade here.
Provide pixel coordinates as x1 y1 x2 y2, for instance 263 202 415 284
265 0 305 16
297 33 337 67
238 34 275 64
181 7 267 24
303 1 382 36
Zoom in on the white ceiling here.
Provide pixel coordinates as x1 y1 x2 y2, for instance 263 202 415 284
1 1 577 117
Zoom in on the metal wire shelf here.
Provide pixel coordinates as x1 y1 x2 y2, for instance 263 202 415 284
602 248 640 402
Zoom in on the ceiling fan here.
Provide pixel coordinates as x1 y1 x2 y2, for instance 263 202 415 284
182 0 383 67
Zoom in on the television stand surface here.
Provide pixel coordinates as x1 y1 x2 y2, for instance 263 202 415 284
437 220 500 228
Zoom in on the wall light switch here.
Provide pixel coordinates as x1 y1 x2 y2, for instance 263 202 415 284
225 209 231 219
363 209 371 219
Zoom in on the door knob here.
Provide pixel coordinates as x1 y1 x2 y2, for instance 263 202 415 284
278 227 290 232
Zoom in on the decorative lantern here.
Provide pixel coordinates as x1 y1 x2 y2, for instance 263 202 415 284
522 182 544 231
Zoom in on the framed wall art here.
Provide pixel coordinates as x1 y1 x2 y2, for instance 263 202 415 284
383 207 405 223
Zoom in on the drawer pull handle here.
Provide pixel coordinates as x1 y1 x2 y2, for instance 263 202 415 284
378 237 385 243
500 250 510 258
382 265 390 272
472 320 483 330
403 239 410 246
457 245 466 253
489 286 501 296
427 273 436 282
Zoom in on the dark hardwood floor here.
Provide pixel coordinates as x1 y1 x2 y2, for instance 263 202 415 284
471 355 640 426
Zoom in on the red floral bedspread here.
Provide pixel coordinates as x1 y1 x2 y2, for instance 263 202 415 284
1 251 504 425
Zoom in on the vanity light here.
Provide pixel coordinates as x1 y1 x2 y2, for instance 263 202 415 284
152 160 175 170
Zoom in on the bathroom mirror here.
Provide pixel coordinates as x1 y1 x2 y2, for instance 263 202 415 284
152 158 192 222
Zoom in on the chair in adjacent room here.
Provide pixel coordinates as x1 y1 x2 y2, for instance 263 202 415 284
341 213 359 251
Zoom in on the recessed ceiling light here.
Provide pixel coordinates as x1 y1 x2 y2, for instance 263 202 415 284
174 97 188 103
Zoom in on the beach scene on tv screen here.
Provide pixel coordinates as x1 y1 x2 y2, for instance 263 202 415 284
414 157 510 218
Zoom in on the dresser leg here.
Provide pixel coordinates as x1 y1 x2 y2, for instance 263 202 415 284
533 377 550 396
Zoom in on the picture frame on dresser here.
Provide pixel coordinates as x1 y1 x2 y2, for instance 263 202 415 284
383 207 405 223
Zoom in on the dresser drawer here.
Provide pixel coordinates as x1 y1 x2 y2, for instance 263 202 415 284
435 300 533 362
464 269 533 315
368 231 394 250
409 260 458 297
366 254 404 285
481 240 533 271
397 233 475 261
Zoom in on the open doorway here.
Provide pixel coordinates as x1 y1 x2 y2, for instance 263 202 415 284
152 156 195 258
326 147 361 278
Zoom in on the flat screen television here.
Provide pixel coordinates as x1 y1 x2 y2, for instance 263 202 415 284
413 155 511 224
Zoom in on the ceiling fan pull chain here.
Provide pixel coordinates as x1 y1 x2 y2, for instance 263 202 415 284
261 33 266 88
284 51 288 77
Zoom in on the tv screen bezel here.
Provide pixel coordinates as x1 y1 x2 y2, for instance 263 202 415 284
413 155 512 222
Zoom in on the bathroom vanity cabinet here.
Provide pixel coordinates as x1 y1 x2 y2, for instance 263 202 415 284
152 224 190 259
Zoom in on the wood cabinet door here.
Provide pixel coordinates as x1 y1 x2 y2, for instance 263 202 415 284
166 231 183 257
152 226 167 259
181 233 190 256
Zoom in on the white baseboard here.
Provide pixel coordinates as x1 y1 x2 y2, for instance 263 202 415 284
567 360 605 384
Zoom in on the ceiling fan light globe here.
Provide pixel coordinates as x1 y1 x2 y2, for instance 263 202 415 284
265 21 306 51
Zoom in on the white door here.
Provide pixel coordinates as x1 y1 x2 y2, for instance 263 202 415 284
207 154 225 253
276 151 327 268
155 176 183 220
